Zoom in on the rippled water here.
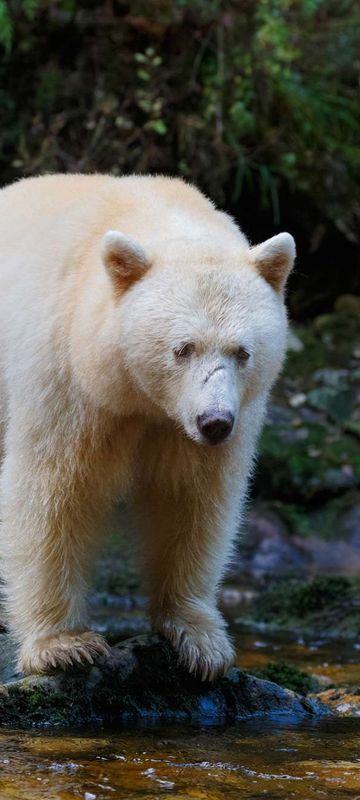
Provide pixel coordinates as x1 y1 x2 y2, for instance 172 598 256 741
1 628 359 799
1 717 360 799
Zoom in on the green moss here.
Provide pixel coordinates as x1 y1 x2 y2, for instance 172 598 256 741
255 661 316 695
250 577 360 638
292 577 352 614
25 687 51 709
3 683 76 726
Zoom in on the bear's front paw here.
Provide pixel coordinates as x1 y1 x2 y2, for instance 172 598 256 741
19 631 112 675
157 618 235 682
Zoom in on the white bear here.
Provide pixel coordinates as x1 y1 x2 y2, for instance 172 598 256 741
0 174 295 679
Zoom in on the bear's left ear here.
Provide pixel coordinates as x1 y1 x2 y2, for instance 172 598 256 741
249 232 296 293
101 230 149 294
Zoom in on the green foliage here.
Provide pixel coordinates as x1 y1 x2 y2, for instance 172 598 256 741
21 0 39 20
0 1 13 53
0 0 359 239
0 0 40 51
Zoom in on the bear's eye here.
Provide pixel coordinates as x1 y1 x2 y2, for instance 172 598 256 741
174 342 195 360
236 346 250 365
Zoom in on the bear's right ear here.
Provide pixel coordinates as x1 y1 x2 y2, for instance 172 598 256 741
249 232 296 294
101 230 149 294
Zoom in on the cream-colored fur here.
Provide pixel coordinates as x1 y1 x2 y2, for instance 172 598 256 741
0 174 295 679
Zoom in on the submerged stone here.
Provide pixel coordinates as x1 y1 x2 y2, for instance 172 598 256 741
0 634 327 728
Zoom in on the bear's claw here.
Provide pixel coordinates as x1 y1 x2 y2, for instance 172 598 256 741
18 631 112 675
156 617 235 682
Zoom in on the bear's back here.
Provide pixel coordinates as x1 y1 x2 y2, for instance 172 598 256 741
0 173 246 268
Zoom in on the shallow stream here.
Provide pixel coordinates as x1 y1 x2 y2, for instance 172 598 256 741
1 716 360 800
1 626 360 799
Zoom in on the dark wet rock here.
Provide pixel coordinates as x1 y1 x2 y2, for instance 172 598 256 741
0 634 327 728
253 661 319 695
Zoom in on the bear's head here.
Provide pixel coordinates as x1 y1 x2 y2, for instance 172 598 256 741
101 230 295 445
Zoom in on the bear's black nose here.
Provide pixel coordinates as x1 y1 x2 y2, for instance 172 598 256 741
197 411 234 444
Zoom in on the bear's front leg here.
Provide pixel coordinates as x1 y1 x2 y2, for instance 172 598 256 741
137 465 244 682
0 449 111 675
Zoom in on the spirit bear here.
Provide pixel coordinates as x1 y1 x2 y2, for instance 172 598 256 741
0 175 295 679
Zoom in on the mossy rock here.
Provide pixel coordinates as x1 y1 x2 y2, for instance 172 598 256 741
254 661 317 695
0 634 327 728
249 576 360 638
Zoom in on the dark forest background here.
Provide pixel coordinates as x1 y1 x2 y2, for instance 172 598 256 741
0 0 359 318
